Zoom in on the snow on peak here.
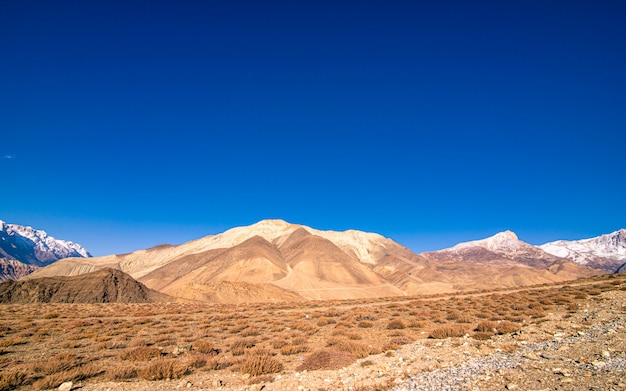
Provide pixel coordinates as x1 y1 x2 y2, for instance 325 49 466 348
540 229 626 267
0 220 91 266
452 230 525 252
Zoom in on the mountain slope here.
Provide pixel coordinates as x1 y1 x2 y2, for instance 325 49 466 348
28 221 604 303
540 229 626 272
0 268 171 303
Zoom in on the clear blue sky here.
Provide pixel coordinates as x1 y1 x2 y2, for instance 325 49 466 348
2 1 625 256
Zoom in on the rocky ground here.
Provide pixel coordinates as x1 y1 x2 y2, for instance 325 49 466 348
70 287 626 391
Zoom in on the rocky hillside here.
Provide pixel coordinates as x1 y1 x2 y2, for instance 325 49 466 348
0 258 38 281
0 268 171 303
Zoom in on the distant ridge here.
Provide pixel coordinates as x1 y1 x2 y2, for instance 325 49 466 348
0 268 171 303
541 229 626 272
0 219 91 281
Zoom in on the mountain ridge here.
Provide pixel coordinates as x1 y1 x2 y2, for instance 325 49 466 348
25 220 608 302
0 220 92 281
540 229 626 272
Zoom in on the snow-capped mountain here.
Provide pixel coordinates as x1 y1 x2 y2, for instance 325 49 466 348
421 230 572 269
0 220 91 267
540 229 626 272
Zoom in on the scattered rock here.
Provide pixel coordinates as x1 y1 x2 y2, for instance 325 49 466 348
58 382 73 391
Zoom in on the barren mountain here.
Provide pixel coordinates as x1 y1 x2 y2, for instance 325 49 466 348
540 229 626 272
26 220 604 302
0 268 170 303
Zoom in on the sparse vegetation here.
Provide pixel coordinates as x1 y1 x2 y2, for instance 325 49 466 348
0 273 623 390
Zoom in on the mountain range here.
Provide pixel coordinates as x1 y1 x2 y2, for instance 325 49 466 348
12 219 624 303
0 220 91 281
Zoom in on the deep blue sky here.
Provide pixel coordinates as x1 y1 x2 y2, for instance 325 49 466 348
2 1 625 256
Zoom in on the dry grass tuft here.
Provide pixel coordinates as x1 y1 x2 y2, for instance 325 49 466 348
0 370 26 391
239 349 283 376
496 321 521 334
297 349 356 371
386 319 406 330
137 358 188 381
429 324 468 339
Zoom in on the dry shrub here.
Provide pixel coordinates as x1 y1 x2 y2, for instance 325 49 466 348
409 320 430 329
194 340 220 355
31 352 80 375
241 327 260 337
238 349 283 376
384 336 413 350
297 349 356 371
272 339 287 349
386 319 406 330
317 317 330 326
326 337 377 358
472 332 493 340
121 346 162 361
496 321 521 334
32 363 102 390
106 364 138 380
280 343 308 355
0 337 26 347
429 325 468 339
456 313 475 323
206 356 236 370
358 321 374 328
231 339 256 356
0 370 26 391
138 358 188 381
186 353 209 369
475 320 498 333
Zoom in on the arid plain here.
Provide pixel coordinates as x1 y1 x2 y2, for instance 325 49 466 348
1 273 625 391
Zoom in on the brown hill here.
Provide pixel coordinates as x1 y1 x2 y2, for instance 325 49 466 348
25 221 604 303
0 268 171 303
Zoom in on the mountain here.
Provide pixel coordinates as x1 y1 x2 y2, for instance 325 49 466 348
0 268 171 303
0 219 91 266
0 219 92 281
422 231 567 268
28 220 413 300
27 220 603 302
540 229 626 272
0 259 38 281
420 230 601 285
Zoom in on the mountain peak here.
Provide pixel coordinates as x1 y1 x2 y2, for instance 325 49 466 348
540 228 626 272
0 220 91 267
451 230 523 252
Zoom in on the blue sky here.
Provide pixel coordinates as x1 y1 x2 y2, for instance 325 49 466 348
1 1 625 256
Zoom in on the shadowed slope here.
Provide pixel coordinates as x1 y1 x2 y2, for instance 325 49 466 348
0 268 171 303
